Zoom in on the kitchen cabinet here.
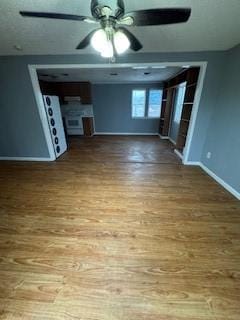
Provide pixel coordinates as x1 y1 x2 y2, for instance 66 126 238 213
82 117 94 137
58 82 92 104
40 81 92 104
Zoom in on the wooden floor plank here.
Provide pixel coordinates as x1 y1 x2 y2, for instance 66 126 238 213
0 136 239 319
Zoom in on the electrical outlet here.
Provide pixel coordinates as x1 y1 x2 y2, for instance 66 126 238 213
206 152 211 159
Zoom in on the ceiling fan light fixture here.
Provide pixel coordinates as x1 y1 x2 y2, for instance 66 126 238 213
91 29 108 53
100 40 114 58
114 30 130 54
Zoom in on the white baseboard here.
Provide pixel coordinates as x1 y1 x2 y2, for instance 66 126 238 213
158 134 169 140
174 149 183 160
0 157 54 162
158 134 176 146
200 163 240 200
183 161 201 166
184 161 240 200
168 137 176 145
94 132 158 136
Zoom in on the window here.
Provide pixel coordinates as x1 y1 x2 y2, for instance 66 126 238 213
131 90 146 118
132 89 162 119
148 90 163 118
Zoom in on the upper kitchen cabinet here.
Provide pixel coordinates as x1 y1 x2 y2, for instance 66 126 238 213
57 82 92 104
39 81 92 104
39 81 58 96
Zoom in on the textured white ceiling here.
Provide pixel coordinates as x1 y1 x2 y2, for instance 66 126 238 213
37 66 182 83
0 0 240 56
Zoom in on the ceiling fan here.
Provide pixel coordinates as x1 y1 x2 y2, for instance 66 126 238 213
20 0 191 58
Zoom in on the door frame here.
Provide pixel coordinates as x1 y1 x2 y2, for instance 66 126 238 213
28 61 207 163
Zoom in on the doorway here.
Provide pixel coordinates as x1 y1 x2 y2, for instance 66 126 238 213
28 62 207 163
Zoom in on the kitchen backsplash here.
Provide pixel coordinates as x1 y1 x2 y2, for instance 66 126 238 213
60 102 94 117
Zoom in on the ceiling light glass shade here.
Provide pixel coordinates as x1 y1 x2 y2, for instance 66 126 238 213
114 30 130 54
91 29 108 53
100 40 114 58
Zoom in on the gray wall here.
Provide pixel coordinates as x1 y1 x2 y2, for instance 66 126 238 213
0 50 226 159
0 58 50 157
201 44 240 193
92 83 161 133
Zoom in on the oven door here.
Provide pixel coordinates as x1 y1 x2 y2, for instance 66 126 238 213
65 116 83 135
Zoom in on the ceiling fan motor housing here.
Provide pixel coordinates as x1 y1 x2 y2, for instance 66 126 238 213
91 0 124 19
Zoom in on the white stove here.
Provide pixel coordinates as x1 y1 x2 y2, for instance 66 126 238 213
61 101 94 136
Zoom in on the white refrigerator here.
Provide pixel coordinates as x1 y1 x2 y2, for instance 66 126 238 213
43 95 67 158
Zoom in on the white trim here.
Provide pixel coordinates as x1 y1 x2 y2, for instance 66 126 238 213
182 62 208 163
183 161 201 166
184 161 240 200
199 163 240 200
94 132 158 136
168 137 176 145
174 149 183 160
0 157 54 162
159 134 177 146
31 62 207 70
158 134 169 140
28 66 56 161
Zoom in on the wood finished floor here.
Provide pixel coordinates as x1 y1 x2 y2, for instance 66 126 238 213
0 136 240 320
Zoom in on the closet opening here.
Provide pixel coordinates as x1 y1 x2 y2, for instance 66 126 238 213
159 67 200 159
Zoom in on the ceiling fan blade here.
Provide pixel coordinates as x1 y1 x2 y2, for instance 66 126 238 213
20 11 89 22
91 0 101 19
115 0 125 18
118 27 143 52
76 29 98 49
124 8 191 26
